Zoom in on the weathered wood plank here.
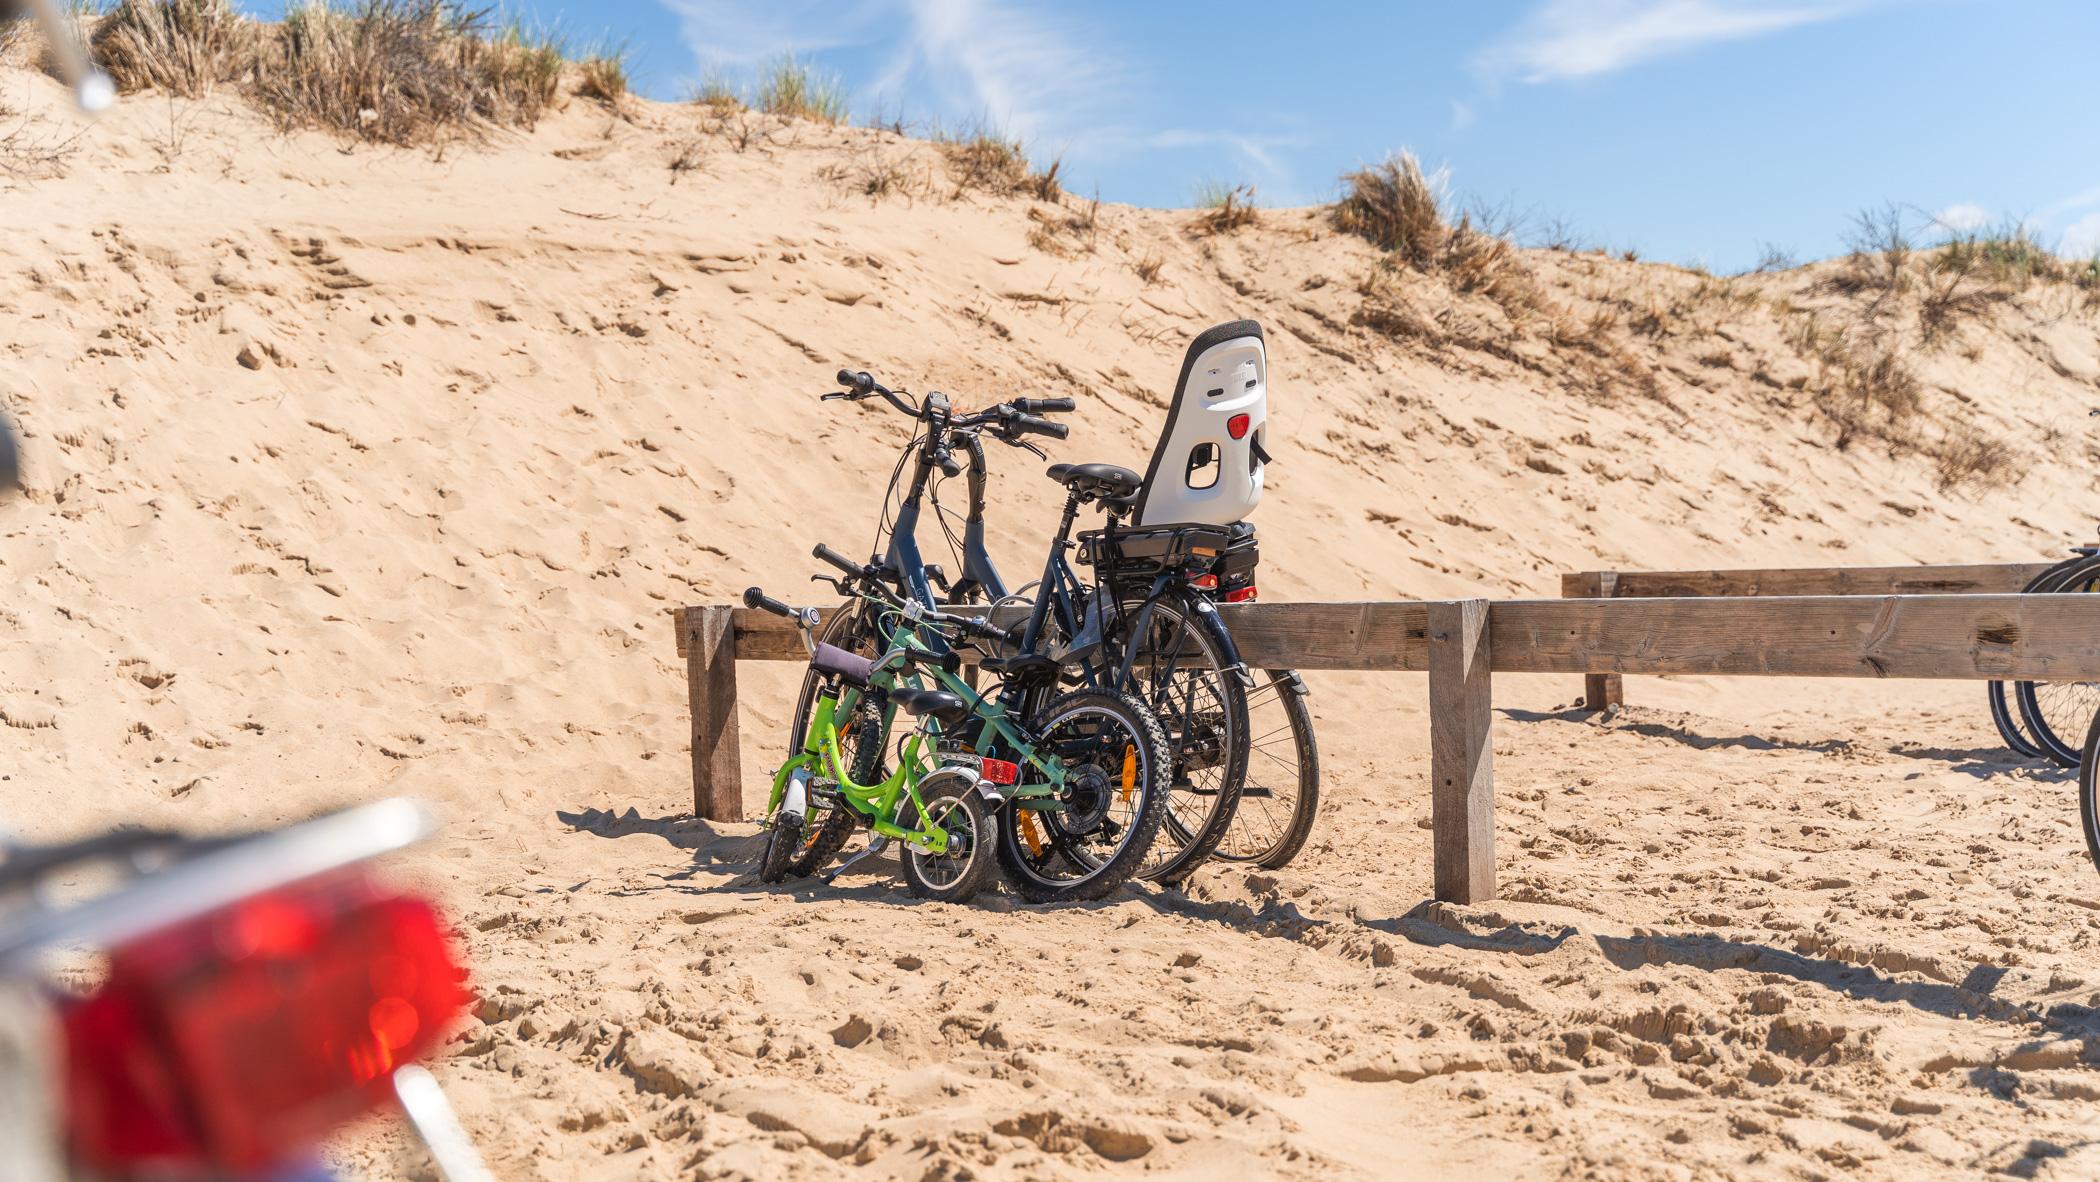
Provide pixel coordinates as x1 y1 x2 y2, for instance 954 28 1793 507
1429 600 1495 905
679 595 2100 680
1212 601 1430 671
687 607 743 822
1491 594 2100 680
1575 563 2056 600
685 601 1433 671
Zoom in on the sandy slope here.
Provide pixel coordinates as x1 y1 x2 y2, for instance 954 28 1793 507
5 65 2100 1179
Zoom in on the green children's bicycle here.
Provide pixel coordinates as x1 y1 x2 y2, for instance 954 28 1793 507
743 577 1173 904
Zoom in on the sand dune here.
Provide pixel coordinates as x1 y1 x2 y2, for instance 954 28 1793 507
6 63 2100 1179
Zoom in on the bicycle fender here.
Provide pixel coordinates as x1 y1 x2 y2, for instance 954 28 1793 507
782 767 811 822
1189 597 1256 687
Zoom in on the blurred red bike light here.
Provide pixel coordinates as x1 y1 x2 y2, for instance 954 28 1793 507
63 871 469 1175
1227 414 1250 440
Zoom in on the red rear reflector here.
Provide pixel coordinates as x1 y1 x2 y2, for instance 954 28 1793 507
1190 574 1218 591
1227 414 1250 440
63 872 470 1174
1224 585 1259 603
979 757 1018 785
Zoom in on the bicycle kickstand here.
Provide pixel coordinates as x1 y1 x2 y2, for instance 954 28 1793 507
821 834 891 885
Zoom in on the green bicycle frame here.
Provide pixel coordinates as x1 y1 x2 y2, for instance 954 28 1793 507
768 690 951 851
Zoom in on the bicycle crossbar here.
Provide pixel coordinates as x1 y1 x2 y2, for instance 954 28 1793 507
1559 562 2062 708
671 592 2100 905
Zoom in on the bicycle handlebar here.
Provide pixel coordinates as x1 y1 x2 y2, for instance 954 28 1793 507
743 586 795 617
1010 414 1068 440
1013 397 1075 415
810 541 860 575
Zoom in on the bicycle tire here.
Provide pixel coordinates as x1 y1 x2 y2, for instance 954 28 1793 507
2080 711 2100 875
996 689 1171 904
1210 669 1320 869
2014 554 2100 767
1987 557 2083 759
1113 597 1249 884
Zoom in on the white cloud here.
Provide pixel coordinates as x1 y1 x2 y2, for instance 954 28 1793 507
2063 212 2100 260
658 0 881 68
1474 0 1867 85
1933 202 1992 233
660 0 1124 147
1140 129 1306 179
1449 99 1476 132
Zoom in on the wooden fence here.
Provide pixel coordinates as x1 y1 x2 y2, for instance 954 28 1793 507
1559 563 2059 709
673 589 2100 905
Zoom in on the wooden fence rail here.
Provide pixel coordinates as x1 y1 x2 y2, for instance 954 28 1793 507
1558 562 2057 709
672 592 2100 905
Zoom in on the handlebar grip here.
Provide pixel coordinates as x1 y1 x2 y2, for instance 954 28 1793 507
1014 397 1076 414
960 615 1015 648
1013 414 1069 441
812 543 860 575
742 587 795 617
836 369 875 395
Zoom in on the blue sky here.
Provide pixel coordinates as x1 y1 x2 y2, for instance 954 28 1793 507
291 1 2100 272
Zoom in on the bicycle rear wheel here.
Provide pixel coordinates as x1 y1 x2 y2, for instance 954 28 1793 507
2015 555 2100 767
1209 670 1319 868
1988 557 2081 760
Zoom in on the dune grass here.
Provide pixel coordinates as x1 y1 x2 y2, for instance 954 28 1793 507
754 53 846 123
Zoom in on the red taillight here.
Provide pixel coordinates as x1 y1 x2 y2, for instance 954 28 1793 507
1227 414 1250 440
979 757 1018 785
1189 573 1219 591
1224 585 1258 603
63 873 469 1174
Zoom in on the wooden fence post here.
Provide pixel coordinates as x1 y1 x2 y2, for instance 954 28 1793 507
1428 599 1495 904
1573 571 1623 711
687 606 743 822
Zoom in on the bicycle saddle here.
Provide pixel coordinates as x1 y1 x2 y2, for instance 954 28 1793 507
810 642 875 687
1046 462 1141 500
887 686 969 726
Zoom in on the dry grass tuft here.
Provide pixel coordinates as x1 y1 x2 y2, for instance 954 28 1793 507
1134 254 1164 284
1334 152 1539 321
1333 153 1446 268
1194 182 1259 234
91 0 254 97
754 54 846 123
575 46 628 104
935 124 1061 201
471 21 563 125
253 2 564 144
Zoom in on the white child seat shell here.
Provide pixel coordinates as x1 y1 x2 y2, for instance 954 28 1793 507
1132 320 1268 528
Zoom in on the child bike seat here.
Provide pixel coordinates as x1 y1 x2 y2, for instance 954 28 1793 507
1046 462 1142 500
887 686 970 726
810 642 876 687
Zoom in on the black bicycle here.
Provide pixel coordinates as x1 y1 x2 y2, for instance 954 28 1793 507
784 367 1288 884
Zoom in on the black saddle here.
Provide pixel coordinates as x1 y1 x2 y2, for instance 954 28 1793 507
1047 462 1142 501
888 686 969 726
